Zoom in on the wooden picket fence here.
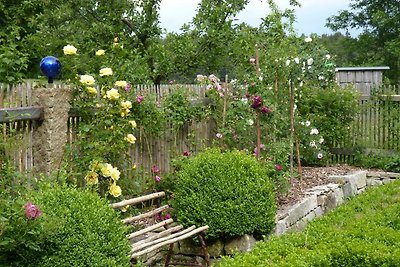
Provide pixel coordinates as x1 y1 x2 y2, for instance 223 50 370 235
331 85 400 163
0 81 213 174
1 81 400 173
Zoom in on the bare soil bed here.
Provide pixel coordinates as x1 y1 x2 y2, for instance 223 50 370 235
277 164 371 208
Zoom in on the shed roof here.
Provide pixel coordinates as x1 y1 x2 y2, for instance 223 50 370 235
335 66 390 72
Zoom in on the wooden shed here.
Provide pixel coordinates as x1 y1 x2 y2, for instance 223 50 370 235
335 66 390 96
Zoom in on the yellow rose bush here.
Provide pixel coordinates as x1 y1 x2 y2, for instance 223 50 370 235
62 42 142 199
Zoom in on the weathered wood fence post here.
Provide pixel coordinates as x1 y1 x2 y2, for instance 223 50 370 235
32 87 73 176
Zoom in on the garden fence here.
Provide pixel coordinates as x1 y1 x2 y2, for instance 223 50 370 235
0 81 213 175
1 81 400 174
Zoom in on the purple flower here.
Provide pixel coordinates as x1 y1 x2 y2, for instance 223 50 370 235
136 95 144 104
253 144 266 155
24 202 42 220
183 151 191 156
251 95 262 109
124 83 132 92
154 175 161 183
151 165 160 174
275 164 283 171
260 106 272 114
162 213 171 220
154 213 161 221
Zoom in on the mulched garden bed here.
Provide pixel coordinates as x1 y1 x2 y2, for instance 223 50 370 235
277 164 374 208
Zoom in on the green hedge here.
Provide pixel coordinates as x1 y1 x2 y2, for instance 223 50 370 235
174 148 276 240
0 183 131 267
216 179 400 266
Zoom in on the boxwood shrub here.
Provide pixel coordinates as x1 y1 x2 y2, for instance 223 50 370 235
0 182 131 267
216 179 400 266
173 148 276 240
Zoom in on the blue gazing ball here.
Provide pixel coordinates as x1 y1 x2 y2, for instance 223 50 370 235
40 56 61 83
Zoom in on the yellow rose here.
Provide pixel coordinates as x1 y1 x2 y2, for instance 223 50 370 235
84 171 99 185
106 88 120 100
125 134 136 144
128 120 137 129
115 80 128 87
110 167 120 181
95 49 105 56
99 67 113 76
120 100 132 110
101 163 113 177
86 87 97 95
80 75 95 86
120 205 129 212
63 45 77 55
120 109 129 118
109 183 122 198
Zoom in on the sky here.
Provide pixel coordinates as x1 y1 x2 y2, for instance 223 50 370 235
159 0 360 36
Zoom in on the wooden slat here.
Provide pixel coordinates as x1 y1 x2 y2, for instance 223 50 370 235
0 107 43 123
122 205 169 224
131 225 196 253
131 226 209 258
132 225 184 248
126 219 174 240
110 191 166 209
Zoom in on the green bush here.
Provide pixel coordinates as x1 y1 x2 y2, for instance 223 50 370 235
298 84 359 149
173 148 276 240
216 179 400 267
0 183 131 267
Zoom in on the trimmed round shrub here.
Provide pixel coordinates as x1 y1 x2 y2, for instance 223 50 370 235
25 183 130 267
174 148 276 240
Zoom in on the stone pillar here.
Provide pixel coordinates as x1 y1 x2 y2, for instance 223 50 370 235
32 87 73 176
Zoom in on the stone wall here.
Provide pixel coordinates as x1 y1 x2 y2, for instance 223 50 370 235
274 171 400 235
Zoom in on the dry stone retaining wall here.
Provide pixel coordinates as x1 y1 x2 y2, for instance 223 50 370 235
274 171 400 235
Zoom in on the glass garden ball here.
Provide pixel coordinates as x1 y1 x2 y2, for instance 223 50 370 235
40 56 61 82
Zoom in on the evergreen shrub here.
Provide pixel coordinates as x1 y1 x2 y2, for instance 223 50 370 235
0 183 131 267
174 148 276 240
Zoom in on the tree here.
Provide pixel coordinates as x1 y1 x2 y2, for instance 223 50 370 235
326 0 400 83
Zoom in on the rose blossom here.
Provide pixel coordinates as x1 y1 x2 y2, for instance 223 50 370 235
24 202 42 220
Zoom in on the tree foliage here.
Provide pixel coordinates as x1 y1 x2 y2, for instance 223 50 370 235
327 0 400 82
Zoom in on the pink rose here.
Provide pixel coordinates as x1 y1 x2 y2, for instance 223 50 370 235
24 202 42 220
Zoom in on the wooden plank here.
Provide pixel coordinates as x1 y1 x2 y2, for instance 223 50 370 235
131 226 196 253
131 225 184 248
122 205 169 224
110 191 166 209
127 219 174 240
131 225 209 258
0 107 43 123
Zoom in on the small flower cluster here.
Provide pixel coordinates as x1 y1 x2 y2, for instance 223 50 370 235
250 95 272 114
84 161 122 197
154 212 171 221
151 165 161 183
300 120 324 160
197 74 228 97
